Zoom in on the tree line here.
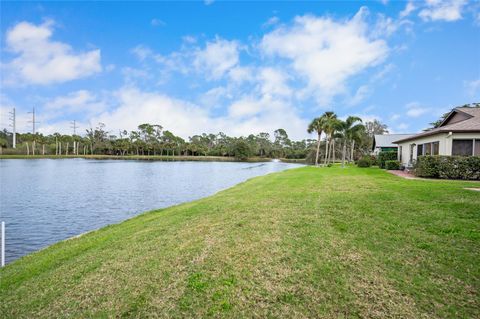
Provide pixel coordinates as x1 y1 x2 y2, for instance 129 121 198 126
0 115 389 162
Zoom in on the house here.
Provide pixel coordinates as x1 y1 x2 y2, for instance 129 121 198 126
394 107 480 167
372 134 413 155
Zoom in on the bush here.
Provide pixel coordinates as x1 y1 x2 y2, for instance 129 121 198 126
357 156 372 168
385 160 400 170
414 156 480 180
378 151 397 168
231 140 252 161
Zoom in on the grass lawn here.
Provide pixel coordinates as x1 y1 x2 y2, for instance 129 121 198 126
1 166 479 318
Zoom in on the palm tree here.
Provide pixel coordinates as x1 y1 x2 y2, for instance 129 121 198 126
338 116 364 167
321 111 339 165
307 117 326 166
331 130 344 164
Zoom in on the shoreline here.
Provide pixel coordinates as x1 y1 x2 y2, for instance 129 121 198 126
0 154 307 164
3 164 304 265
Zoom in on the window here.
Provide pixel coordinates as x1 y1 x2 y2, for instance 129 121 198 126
424 143 432 155
417 144 423 156
475 140 480 156
432 142 439 155
416 141 440 157
399 146 402 161
452 139 473 156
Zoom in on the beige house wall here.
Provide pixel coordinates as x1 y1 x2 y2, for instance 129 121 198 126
397 132 480 166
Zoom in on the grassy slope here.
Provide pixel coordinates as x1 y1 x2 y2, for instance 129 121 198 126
0 166 479 318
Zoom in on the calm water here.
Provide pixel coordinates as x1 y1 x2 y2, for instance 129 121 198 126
0 159 301 264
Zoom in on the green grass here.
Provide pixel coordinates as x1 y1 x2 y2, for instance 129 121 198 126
1 166 479 318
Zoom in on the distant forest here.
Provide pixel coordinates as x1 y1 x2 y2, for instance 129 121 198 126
0 115 389 162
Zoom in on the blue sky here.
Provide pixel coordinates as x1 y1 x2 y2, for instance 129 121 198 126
1 0 479 140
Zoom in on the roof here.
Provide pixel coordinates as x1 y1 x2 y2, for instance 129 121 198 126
373 134 414 149
394 107 480 144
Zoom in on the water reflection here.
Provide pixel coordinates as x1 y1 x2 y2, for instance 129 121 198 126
0 159 301 263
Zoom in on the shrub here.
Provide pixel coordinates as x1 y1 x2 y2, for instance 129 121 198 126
357 156 372 168
231 140 252 161
385 160 400 170
414 156 480 180
378 151 397 168
414 156 440 178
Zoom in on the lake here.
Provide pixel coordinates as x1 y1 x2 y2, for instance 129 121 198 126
0 159 301 264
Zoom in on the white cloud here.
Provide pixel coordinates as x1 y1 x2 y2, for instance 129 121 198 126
346 85 371 106
419 0 467 22
400 2 416 18
228 66 254 84
131 45 153 61
46 90 94 110
406 102 430 117
130 39 242 83
371 63 396 81
228 96 264 118
372 14 413 38
261 8 389 105
3 21 101 85
182 35 197 44
90 87 308 140
193 37 240 80
151 18 166 27
0 93 89 134
36 120 91 136
199 86 231 108
257 67 292 97
225 95 307 138
122 66 152 84
263 16 280 28
0 95 28 132
45 90 106 115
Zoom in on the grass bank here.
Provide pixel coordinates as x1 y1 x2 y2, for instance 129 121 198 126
0 154 273 163
1 166 479 318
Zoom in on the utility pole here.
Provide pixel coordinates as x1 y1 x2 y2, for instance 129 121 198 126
28 107 38 134
9 108 16 148
71 120 78 154
28 107 39 155
71 120 78 135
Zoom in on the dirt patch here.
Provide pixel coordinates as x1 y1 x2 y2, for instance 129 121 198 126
387 170 418 180
464 188 480 192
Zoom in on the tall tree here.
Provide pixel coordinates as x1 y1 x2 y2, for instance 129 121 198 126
364 119 388 137
273 129 290 158
307 117 325 166
86 123 108 155
321 112 339 165
337 116 364 167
